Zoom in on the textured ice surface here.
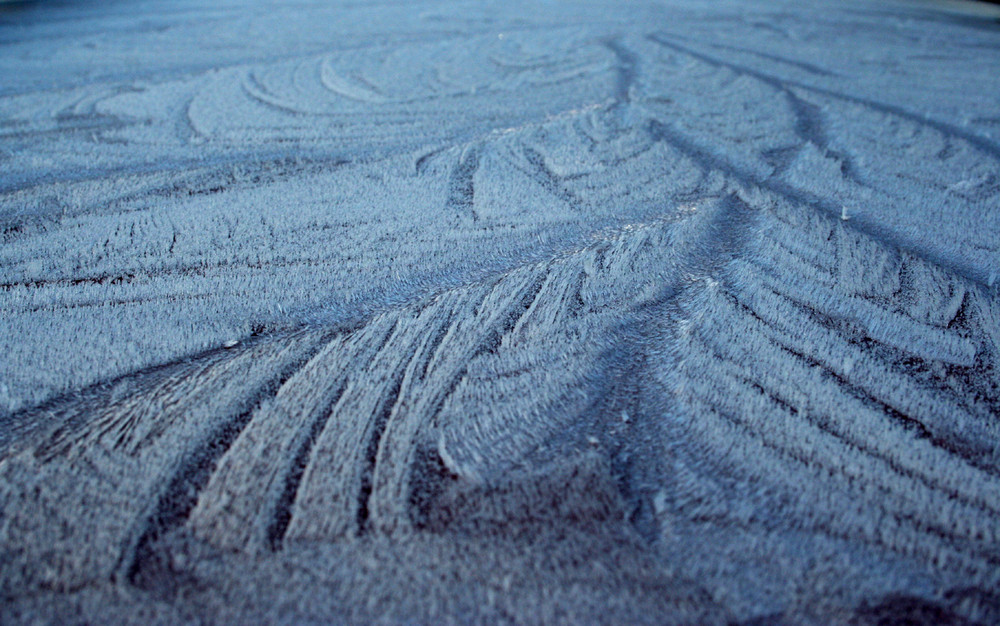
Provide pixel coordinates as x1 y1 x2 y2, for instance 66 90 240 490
1 0 999 623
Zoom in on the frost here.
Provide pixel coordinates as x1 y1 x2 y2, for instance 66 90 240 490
1 0 999 623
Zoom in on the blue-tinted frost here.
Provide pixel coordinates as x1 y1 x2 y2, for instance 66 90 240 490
1 0 999 623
